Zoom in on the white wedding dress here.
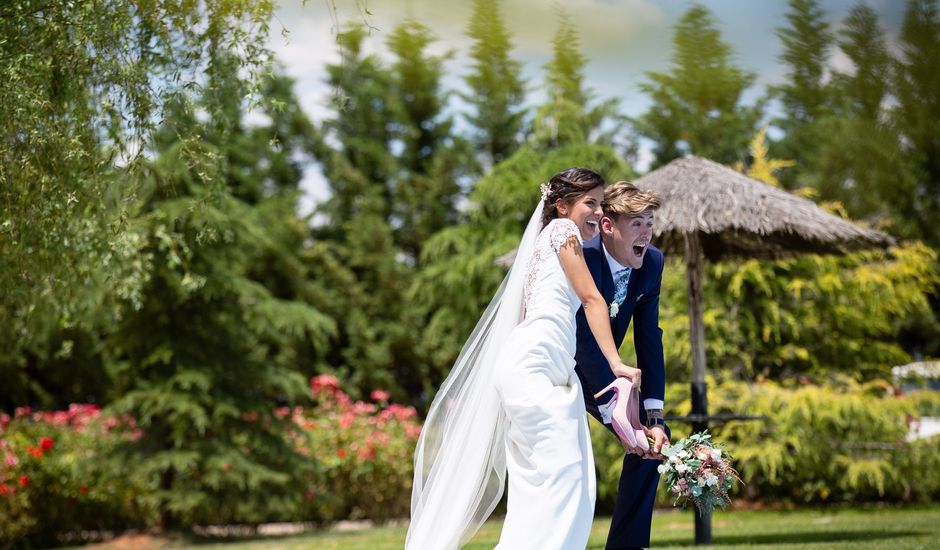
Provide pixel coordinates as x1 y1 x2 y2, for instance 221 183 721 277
406 207 595 550
493 217 596 549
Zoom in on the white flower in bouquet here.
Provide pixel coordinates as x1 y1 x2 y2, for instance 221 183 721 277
658 431 740 516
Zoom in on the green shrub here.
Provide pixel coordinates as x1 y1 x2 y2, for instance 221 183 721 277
592 379 940 509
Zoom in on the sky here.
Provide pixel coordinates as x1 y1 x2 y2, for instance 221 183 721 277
265 0 909 213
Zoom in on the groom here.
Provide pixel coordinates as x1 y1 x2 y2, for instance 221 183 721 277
575 181 669 550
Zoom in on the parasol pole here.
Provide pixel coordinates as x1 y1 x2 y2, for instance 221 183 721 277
684 230 712 544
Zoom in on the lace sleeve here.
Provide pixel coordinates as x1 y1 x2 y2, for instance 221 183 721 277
547 218 581 253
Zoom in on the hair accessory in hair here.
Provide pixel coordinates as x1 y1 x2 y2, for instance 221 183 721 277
539 182 550 202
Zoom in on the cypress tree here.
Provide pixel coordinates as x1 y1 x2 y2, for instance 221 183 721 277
107 54 332 528
463 0 527 167
770 0 833 188
636 3 762 167
533 14 620 149
387 20 470 261
893 0 940 246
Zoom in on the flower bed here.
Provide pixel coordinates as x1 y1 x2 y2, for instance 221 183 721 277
0 376 422 544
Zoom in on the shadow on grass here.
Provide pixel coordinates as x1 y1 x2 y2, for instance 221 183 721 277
650 529 927 547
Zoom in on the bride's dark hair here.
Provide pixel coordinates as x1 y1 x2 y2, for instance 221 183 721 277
540 167 606 227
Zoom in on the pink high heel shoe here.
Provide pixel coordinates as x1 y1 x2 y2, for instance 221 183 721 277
624 382 650 453
595 378 648 453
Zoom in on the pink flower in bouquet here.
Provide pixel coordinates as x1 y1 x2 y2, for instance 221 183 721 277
5 453 18 467
370 389 391 402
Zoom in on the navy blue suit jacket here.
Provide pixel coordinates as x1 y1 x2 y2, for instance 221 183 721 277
574 238 665 409
574 238 667 549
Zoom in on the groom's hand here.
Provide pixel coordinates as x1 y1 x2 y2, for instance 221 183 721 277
643 426 669 460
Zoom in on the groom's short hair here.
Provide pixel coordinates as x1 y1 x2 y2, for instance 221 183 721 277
602 181 661 219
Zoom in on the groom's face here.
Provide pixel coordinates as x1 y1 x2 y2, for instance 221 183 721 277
601 210 655 269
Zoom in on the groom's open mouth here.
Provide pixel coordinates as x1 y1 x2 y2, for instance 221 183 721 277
632 241 648 259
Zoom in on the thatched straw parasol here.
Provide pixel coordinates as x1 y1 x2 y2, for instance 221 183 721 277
634 155 894 392
633 155 894 544
637 155 894 262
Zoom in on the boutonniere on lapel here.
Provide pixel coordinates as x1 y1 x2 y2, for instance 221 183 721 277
608 301 619 318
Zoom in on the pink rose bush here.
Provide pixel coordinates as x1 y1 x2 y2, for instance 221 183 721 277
0 375 423 543
0 405 145 545
293 375 421 523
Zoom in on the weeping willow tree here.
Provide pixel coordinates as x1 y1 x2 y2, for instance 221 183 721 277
0 1 278 407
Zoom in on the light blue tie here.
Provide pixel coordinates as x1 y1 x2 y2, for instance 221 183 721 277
613 267 632 307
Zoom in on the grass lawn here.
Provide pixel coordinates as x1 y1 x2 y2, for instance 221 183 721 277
168 506 940 550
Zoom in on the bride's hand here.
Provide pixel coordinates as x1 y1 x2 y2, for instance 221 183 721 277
612 362 641 390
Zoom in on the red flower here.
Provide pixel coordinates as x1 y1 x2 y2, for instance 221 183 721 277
0 483 8 496
27 447 43 458
337 448 347 458
19 475 29 487
79 484 89 495
40 437 54 451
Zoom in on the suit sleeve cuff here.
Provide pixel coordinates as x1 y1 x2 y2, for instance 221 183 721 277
643 398 664 410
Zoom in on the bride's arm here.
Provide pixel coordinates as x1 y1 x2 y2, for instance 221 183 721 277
557 235 641 386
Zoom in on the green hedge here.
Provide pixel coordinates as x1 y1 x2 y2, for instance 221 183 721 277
592 380 940 510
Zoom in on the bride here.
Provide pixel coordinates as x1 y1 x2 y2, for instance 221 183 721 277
406 168 646 550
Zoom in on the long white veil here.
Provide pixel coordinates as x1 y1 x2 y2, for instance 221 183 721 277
405 201 545 550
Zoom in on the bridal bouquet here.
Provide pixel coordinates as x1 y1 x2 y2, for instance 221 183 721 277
657 431 739 515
